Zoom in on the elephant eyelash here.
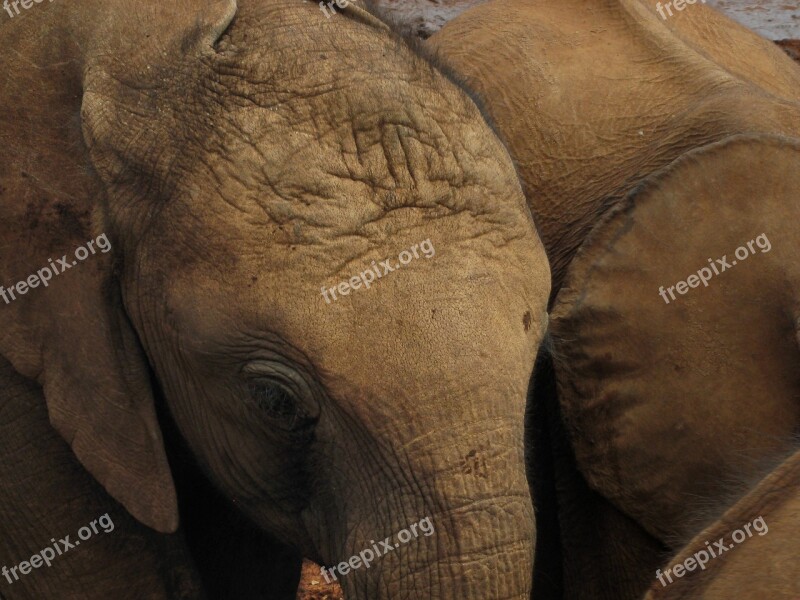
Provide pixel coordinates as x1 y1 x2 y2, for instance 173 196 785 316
247 381 314 431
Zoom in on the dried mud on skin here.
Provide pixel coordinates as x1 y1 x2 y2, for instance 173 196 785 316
296 560 344 600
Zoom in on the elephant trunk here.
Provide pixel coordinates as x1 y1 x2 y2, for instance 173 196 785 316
336 494 534 599
319 420 536 600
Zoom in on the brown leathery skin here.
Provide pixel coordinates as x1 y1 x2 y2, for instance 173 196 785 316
426 0 800 293
426 5 800 597
1 0 550 598
644 446 800 600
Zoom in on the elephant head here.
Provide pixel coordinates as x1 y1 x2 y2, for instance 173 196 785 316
0 0 550 597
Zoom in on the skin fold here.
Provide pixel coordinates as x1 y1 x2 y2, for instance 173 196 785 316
644 446 800 599
0 0 550 598
425 1 800 598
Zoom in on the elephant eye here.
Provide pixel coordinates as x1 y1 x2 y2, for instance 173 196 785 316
247 381 314 431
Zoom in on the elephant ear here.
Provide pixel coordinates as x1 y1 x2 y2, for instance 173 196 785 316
550 134 800 544
644 447 800 600
0 0 236 533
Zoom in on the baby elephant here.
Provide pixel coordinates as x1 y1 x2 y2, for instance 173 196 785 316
0 0 551 598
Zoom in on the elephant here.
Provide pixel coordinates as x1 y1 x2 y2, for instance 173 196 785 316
424 0 800 598
0 0 552 598
549 134 800 599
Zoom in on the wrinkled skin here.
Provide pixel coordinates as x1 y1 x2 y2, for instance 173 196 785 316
426 2 800 599
0 0 550 598
427 0 800 291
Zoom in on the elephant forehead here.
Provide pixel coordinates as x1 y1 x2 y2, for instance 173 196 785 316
180 98 532 247
181 7 528 236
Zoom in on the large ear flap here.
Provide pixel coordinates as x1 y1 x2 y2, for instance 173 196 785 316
550 134 800 544
643 446 800 600
0 0 236 533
